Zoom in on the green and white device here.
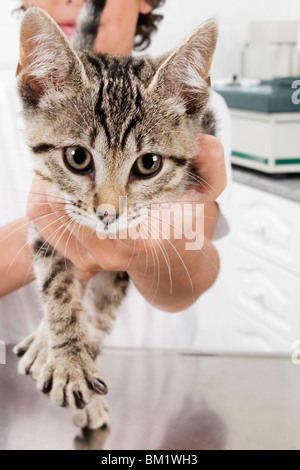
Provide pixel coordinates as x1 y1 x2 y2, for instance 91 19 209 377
215 78 300 173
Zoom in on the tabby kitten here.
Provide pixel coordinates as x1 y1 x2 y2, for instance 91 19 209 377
14 6 218 429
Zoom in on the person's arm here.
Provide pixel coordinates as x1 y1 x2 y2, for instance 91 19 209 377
129 202 220 312
0 218 35 298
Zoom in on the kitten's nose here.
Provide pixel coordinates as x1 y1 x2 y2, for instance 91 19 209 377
97 207 120 225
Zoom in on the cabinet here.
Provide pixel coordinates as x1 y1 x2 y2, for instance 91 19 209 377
194 182 300 354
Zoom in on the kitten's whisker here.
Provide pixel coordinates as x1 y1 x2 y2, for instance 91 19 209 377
145 220 173 295
0 209 68 244
0 189 74 205
144 224 158 293
0 201 65 211
74 222 85 265
148 213 207 257
187 176 209 192
7 239 32 277
47 216 74 278
148 206 218 221
153 234 173 295
152 130 189 138
63 219 77 270
138 224 150 280
46 222 72 280
22 214 71 286
10 212 67 283
78 220 88 255
25 202 66 207
144 224 161 302
149 221 195 299
149 211 219 276
185 170 218 194
125 227 138 271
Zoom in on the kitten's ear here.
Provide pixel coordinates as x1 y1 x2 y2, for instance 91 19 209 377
17 7 85 105
149 20 218 114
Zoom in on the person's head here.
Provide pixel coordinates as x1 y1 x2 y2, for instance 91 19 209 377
20 0 165 55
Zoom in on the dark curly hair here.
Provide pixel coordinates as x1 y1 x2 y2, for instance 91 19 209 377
134 0 165 51
15 0 165 51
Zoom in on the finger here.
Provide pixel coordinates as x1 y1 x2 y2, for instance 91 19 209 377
27 179 66 220
33 211 99 272
27 180 50 219
191 135 227 202
27 180 98 271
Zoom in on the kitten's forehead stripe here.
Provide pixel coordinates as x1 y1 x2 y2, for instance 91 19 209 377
131 62 146 79
135 88 142 109
97 81 105 106
100 112 111 147
85 54 103 74
81 53 152 151
120 116 139 151
89 127 98 148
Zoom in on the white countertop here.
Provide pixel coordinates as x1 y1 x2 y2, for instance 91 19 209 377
0 348 299 450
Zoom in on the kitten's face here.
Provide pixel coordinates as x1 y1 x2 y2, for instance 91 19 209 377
18 8 218 234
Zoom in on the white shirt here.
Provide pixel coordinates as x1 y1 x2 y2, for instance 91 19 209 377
0 70 231 346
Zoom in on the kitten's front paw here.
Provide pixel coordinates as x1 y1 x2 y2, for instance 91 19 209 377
14 323 48 380
73 395 109 430
37 350 108 410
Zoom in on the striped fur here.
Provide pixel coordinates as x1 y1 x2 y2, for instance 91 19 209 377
14 7 218 428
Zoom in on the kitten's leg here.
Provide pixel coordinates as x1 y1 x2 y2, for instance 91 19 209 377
87 271 130 338
28 227 108 410
71 271 130 428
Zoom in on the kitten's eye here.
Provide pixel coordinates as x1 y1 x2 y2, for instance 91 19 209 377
133 154 162 178
64 146 93 172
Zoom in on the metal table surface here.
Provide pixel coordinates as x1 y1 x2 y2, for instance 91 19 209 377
0 348 299 450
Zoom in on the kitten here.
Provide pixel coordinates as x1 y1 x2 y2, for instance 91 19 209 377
14 6 218 429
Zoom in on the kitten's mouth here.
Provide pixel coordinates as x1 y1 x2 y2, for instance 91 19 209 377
58 22 77 39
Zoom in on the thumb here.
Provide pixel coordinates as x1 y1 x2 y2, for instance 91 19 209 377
191 135 227 203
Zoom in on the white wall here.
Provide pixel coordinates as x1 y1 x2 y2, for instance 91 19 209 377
1 0 300 75
147 0 300 78
0 1 20 69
